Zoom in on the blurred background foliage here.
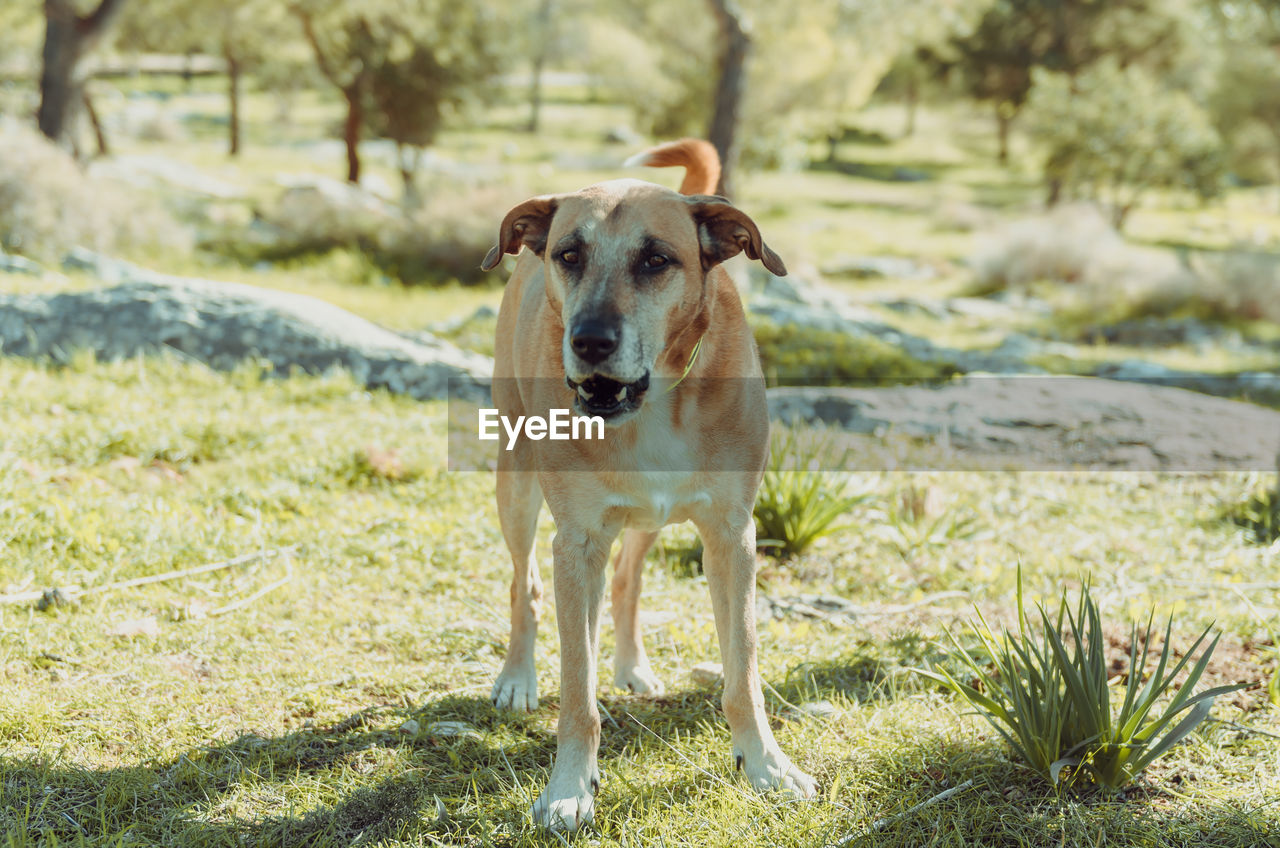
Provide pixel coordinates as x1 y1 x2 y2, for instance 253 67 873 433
3 1 1279 198
3 0 1280 287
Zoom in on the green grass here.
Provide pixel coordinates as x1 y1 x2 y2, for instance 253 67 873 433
1 355 1278 847
2 72 1280 847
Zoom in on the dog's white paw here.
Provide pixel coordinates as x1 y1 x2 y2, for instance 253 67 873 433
491 665 538 712
532 769 599 831
736 747 818 799
614 663 665 696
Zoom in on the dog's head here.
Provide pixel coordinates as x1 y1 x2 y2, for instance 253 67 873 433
483 179 785 422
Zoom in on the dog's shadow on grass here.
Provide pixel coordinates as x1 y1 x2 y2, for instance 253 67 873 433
5 661 1277 846
0 641 938 846
2 685 783 846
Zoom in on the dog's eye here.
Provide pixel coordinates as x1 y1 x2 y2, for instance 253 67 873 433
558 249 580 266
643 254 669 270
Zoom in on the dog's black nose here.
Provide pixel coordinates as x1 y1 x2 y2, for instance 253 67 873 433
570 318 620 364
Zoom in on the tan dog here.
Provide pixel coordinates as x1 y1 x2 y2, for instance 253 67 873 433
480 139 817 830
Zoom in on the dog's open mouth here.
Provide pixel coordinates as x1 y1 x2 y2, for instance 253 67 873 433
567 372 650 419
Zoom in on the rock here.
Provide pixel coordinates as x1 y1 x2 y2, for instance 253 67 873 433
109 617 160 639
273 173 400 216
691 662 724 686
604 125 645 146
62 247 145 283
425 303 497 336
428 720 480 739
768 376 1280 471
820 254 937 280
0 265 492 403
1094 360 1280 404
398 719 420 735
992 332 1044 359
874 296 951 321
1086 317 1245 350
0 250 43 276
789 700 839 720
89 154 246 200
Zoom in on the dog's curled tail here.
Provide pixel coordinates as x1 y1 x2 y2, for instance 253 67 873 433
624 138 721 196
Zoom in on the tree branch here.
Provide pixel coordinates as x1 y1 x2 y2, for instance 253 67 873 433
79 0 128 38
294 6 342 87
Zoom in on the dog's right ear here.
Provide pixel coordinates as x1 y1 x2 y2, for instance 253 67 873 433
481 196 560 271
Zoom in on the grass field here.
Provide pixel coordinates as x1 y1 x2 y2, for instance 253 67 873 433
2 77 1279 846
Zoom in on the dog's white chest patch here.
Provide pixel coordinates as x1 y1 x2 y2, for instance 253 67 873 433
603 406 709 529
604 473 710 530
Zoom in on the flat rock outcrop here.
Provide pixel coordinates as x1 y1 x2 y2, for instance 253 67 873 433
0 266 491 402
769 376 1280 471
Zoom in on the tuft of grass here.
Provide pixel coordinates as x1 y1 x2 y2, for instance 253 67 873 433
919 570 1247 791
1231 482 1280 545
753 427 873 558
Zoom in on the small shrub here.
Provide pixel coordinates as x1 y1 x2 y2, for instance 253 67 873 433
971 209 1277 326
0 118 189 261
753 426 873 558
750 316 956 387
919 570 1245 791
971 203 1137 291
878 484 981 559
1232 482 1280 546
245 177 516 286
1026 61 1223 230
1186 249 1280 323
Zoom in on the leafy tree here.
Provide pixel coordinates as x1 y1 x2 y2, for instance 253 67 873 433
117 0 295 155
583 0 992 187
1212 42 1280 185
291 0 504 185
1026 61 1223 229
37 0 129 146
365 24 502 201
944 0 1197 163
1204 1 1280 185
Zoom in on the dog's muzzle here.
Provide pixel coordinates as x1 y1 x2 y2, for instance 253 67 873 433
566 372 650 419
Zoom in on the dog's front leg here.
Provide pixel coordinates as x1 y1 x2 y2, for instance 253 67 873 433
533 523 615 831
492 465 544 711
696 509 817 799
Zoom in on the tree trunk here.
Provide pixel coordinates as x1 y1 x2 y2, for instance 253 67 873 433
38 1 83 143
525 0 554 133
82 86 108 156
903 75 918 138
705 0 750 198
343 84 363 184
996 106 1011 165
37 0 129 146
1112 203 1132 231
397 142 423 208
227 51 242 156
1046 177 1062 208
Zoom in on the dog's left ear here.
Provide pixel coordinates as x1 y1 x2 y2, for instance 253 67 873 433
684 195 787 276
481 195 560 271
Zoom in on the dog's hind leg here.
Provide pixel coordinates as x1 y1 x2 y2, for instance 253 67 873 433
610 528 664 695
492 462 544 712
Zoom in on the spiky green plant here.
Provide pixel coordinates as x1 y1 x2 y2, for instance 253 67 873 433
1232 484 1280 545
916 572 1072 779
919 569 1246 790
753 426 872 558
